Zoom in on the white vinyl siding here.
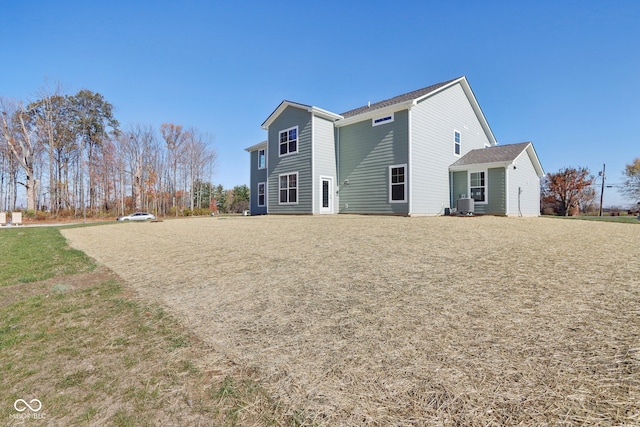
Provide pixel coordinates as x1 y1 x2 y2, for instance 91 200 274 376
411 82 493 215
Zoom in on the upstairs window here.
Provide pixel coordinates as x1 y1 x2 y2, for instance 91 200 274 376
389 164 407 203
470 171 486 203
372 113 394 126
279 126 298 156
258 149 266 169
454 130 461 156
279 172 298 204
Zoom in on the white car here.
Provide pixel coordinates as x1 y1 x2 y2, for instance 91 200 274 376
117 212 156 221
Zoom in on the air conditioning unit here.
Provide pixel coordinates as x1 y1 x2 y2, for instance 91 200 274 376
457 198 474 215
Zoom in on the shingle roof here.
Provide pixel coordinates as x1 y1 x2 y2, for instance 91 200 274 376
340 77 462 118
451 142 532 167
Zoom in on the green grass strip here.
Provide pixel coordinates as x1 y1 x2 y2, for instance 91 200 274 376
0 227 95 286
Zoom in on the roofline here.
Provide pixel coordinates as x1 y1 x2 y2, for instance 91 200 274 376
261 100 342 129
448 142 545 177
449 161 514 172
244 140 267 152
334 101 413 128
524 142 545 177
333 76 498 146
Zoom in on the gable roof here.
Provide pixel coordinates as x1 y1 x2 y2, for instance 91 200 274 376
340 77 461 118
450 142 544 177
334 76 497 146
244 140 267 152
261 100 342 130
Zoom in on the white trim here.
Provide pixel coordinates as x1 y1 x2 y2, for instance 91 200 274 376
319 176 333 214
262 101 341 130
244 140 267 152
389 164 408 203
468 169 488 205
335 103 412 128
278 172 299 205
278 126 298 157
257 182 266 207
372 113 394 127
257 148 266 170
454 129 461 157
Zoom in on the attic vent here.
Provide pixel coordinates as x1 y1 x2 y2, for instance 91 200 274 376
372 113 394 127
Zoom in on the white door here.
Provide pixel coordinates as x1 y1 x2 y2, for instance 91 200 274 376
319 177 333 214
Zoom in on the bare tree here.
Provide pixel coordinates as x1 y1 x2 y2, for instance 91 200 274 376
182 128 216 211
0 98 39 211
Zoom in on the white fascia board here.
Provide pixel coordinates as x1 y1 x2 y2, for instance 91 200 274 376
244 140 268 152
261 101 312 130
525 143 545 177
334 101 413 128
449 161 511 172
308 106 343 122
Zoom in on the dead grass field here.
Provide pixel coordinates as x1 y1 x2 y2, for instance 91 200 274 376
62 215 640 426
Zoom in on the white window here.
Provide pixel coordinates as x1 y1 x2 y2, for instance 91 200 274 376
454 130 461 156
257 182 266 207
279 172 298 204
470 171 486 203
258 149 266 169
279 126 298 156
372 113 394 127
389 164 407 203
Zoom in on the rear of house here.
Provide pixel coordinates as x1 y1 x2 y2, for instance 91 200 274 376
246 76 543 216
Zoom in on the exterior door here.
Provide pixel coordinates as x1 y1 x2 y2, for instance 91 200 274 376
319 177 333 214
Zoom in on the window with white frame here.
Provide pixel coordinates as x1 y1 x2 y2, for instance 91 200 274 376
279 173 298 204
470 171 486 203
389 164 407 203
258 149 266 169
279 126 298 156
257 182 266 207
372 113 394 127
454 130 461 155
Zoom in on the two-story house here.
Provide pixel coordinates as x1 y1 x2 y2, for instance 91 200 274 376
246 76 543 216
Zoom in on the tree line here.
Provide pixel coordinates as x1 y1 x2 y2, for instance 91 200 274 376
541 159 640 216
0 85 250 218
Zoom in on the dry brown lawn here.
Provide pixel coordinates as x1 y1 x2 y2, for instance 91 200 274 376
62 215 640 426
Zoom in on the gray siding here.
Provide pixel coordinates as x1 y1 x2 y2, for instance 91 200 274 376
508 151 541 216
338 110 409 214
312 116 338 213
451 168 506 215
249 148 268 214
451 171 467 205
412 82 494 214
267 106 312 214
484 167 506 215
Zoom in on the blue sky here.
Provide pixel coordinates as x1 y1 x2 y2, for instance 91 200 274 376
1 0 638 207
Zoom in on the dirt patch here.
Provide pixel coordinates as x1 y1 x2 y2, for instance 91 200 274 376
0 266 118 308
62 216 640 425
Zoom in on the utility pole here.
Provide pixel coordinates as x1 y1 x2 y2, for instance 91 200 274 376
599 163 606 217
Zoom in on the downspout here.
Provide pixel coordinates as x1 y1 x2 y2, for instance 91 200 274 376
408 106 413 216
336 126 340 213
311 114 315 214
